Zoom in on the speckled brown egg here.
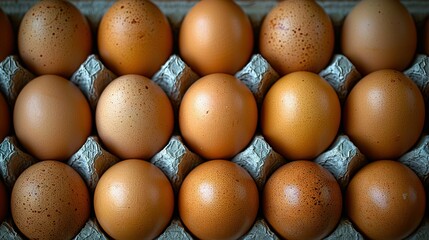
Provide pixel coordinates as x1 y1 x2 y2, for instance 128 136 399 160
11 161 90 240
344 69 425 160
18 0 92 77
259 0 334 75
179 73 257 159
0 179 7 223
179 0 253 76
346 160 426 240
13 75 92 161
98 0 173 77
261 71 340 160
341 0 417 75
179 160 259 240
96 74 174 159
0 8 14 62
0 92 10 141
263 160 342 240
94 159 174 239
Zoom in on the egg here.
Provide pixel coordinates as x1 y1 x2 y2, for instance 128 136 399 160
263 160 342 240
0 8 14 61
179 160 259 240
259 0 334 75
179 0 253 76
11 161 90 240
261 71 340 160
98 0 173 77
0 92 10 141
344 69 425 160
346 160 426 240
14 75 92 160
179 73 257 159
341 0 417 75
18 0 92 77
94 159 174 239
96 74 174 159
0 179 7 223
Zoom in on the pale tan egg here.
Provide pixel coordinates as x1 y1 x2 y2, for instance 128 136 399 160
179 160 259 240
0 8 14 62
0 92 10 141
343 69 425 160
13 75 92 161
98 0 173 77
341 0 417 75
179 0 253 76
263 160 342 240
94 159 174 239
18 0 92 77
346 160 426 240
260 0 334 75
261 71 340 160
11 161 90 240
96 74 174 159
179 73 257 159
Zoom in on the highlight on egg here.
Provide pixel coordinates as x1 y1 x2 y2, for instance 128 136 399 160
259 0 335 75
98 0 173 77
179 0 254 76
18 0 92 77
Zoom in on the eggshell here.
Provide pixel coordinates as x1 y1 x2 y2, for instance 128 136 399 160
259 0 334 75
0 92 10 141
98 0 173 77
0 8 14 62
13 75 92 161
178 160 259 240
179 73 257 159
11 161 90 240
263 160 342 240
179 0 253 76
341 0 417 75
18 0 92 77
261 71 341 160
94 159 174 240
0 179 7 223
96 74 174 159
346 160 426 240
344 69 425 160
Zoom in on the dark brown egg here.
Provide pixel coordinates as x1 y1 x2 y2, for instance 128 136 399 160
0 179 7 223
0 8 14 61
11 161 90 240
346 160 426 240
263 160 342 240
0 92 10 141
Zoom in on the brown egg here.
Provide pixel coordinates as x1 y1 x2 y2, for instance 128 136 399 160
341 0 417 75
98 0 173 77
344 69 425 160
263 160 342 240
346 160 426 240
0 8 14 61
179 73 257 159
11 161 90 240
96 74 174 159
18 0 92 77
94 159 174 239
0 179 7 223
14 75 92 161
179 0 253 76
261 71 340 160
259 0 334 75
0 92 10 141
179 160 259 240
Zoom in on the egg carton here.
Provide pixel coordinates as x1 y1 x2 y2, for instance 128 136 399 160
1 0 429 239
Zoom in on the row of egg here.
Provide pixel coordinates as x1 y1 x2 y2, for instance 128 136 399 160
0 0 429 79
